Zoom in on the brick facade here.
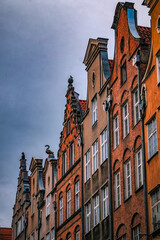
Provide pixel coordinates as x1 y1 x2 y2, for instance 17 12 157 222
110 2 150 239
56 77 86 240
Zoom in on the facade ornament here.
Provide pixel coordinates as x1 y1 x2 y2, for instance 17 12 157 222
45 145 55 158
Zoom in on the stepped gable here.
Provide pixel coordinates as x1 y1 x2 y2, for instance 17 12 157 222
137 26 151 48
0 228 12 240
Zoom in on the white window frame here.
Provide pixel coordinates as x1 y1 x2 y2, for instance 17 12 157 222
59 197 63 225
113 114 119 149
67 189 71 218
93 194 99 226
147 115 158 159
75 181 80 211
92 95 98 125
101 128 107 163
124 160 132 199
75 231 80 240
62 151 67 176
102 185 109 219
115 171 121 209
123 101 129 138
70 142 74 167
51 228 55 240
85 150 90 182
92 139 98 173
133 225 141 240
156 53 160 84
86 202 91 233
151 187 160 231
133 88 140 125
46 233 50 240
46 194 50 217
135 149 143 189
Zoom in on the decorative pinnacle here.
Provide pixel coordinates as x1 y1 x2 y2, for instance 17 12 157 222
22 152 25 159
68 75 73 87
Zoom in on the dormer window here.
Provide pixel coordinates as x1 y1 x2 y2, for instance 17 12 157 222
121 61 127 85
92 72 95 87
157 16 160 34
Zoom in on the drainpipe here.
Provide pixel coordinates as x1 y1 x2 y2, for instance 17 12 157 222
103 90 113 240
53 199 57 240
80 128 84 240
135 51 149 239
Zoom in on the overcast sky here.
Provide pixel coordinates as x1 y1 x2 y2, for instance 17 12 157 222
0 0 150 227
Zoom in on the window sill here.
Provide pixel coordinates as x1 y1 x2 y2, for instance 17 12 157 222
151 227 160 238
132 119 141 129
85 177 91 185
124 195 132 203
135 185 143 194
114 205 121 212
31 213 34 218
92 120 98 129
101 158 108 165
92 168 98 176
147 151 158 163
123 133 129 141
46 214 50 220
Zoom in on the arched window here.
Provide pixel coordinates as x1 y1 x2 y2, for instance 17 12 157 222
66 186 71 218
75 225 80 240
59 193 63 225
75 178 80 212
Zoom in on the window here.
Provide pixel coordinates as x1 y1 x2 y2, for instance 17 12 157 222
92 95 98 125
92 139 98 173
115 171 121 209
46 194 50 217
46 233 50 240
93 194 99 226
32 195 35 214
121 61 127 85
132 225 141 240
62 151 67 176
101 128 107 163
86 202 91 233
32 233 34 240
147 115 158 159
151 187 160 231
124 160 132 199
118 235 126 240
17 218 21 236
85 150 90 182
76 231 80 240
113 114 119 149
69 142 74 167
102 185 109 219
21 215 24 231
75 181 80 211
51 228 55 240
157 54 160 83
123 102 129 138
92 72 95 87
67 189 71 218
133 88 140 125
59 197 63 225
67 119 70 135
135 149 143 189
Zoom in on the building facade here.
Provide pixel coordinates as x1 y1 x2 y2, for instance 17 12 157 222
12 153 30 240
0 228 12 240
56 77 86 240
142 0 160 238
110 2 151 239
82 38 112 240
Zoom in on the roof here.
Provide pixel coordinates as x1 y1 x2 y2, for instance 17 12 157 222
79 100 87 114
0 228 12 240
138 26 151 48
109 59 113 72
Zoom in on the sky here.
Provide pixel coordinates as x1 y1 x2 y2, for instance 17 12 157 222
0 0 150 227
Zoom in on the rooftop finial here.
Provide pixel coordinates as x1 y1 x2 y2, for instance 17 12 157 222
22 152 25 159
68 75 73 87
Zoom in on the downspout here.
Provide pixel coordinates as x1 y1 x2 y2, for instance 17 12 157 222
135 51 149 239
103 90 113 240
80 127 84 240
